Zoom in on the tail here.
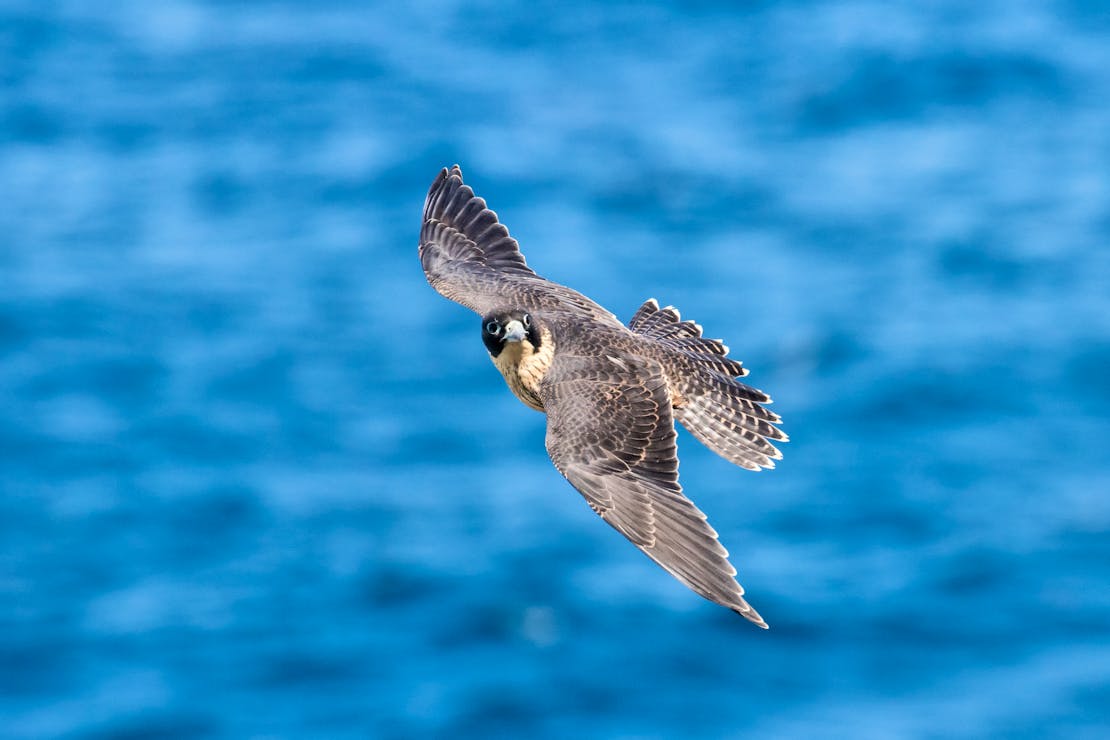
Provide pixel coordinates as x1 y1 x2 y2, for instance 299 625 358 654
629 299 787 472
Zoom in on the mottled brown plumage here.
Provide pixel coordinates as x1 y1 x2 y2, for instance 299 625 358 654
419 165 787 628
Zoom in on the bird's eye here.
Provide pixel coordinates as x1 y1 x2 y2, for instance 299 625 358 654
522 313 531 329
485 320 501 335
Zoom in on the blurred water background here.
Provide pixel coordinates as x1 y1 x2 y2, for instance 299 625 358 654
2 1 1109 737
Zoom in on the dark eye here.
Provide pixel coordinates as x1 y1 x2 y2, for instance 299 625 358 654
522 314 531 329
485 320 501 335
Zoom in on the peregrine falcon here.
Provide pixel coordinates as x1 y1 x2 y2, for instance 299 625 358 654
419 165 787 628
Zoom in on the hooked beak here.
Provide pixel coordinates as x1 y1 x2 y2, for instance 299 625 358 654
502 319 527 343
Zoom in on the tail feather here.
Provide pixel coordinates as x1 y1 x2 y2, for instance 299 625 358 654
675 408 777 471
703 374 785 430
675 349 746 379
640 316 703 341
627 298 660 329
627 298 787 472
697 386 787 443
630 299 737 363
672 336 731 357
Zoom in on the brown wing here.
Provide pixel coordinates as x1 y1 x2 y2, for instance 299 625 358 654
419 165 621 323
540 352 768 628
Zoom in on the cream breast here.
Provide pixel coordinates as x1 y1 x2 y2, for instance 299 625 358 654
491 326 554 412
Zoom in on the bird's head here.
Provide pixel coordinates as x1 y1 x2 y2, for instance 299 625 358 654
481 309 542 358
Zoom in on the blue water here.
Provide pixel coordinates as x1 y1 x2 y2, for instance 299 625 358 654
2 1 1109 737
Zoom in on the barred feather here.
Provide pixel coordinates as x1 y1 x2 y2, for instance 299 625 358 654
420 167 784 628
626 298 786 471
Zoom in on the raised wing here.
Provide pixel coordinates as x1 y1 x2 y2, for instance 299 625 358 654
540 352 767 627
419 166 621 323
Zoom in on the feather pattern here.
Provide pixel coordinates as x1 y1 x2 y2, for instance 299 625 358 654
541 353 766 627
419 166 787 627
420 166 620 323
628 298 787 471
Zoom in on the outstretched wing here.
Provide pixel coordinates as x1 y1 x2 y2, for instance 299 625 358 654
540 352 767 627
419 165 621 323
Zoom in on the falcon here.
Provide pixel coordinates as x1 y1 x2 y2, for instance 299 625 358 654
419 165 787 628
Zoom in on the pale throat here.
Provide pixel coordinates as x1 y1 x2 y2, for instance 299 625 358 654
490 328 554 412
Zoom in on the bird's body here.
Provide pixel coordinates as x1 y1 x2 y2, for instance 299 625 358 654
419 166 787 628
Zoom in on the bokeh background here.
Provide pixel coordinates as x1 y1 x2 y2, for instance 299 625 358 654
3 1 1109 737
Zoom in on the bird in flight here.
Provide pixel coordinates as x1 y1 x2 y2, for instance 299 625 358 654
419 165 787 628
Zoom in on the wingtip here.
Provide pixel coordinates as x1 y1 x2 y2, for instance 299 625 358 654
433 164 463 187
733 606 770 629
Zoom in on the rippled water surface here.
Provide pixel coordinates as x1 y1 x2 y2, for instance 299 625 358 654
2 1 1109 737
